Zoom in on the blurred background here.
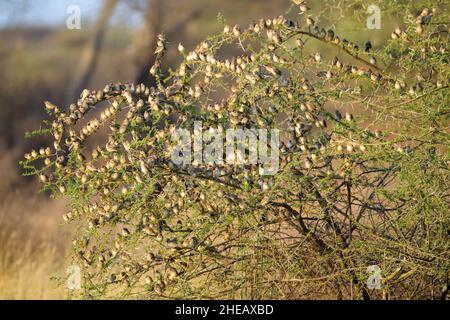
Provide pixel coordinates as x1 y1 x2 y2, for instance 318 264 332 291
0 0 424 299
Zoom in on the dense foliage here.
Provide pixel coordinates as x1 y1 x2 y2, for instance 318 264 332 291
22 1 449 299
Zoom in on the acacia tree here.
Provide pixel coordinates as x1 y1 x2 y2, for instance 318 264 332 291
22 1 449 299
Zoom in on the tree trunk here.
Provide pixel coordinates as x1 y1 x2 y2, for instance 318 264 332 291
66 0 118 104
133 0 164 86
132 0 201 86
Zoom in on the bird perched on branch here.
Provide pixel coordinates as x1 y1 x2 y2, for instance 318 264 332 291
365 41 372 52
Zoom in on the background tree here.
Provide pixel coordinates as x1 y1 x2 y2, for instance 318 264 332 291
66 0 118 104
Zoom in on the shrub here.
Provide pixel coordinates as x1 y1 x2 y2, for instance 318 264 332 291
21 2 449 299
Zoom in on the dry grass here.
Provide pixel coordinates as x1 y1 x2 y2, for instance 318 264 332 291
0 201 69 299
0 243 65 299
0 164 70 299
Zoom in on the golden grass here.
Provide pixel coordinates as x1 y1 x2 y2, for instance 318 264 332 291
0 245 65 299
0 187 70 299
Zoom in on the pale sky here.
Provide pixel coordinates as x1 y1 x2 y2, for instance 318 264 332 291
0 0 143 28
